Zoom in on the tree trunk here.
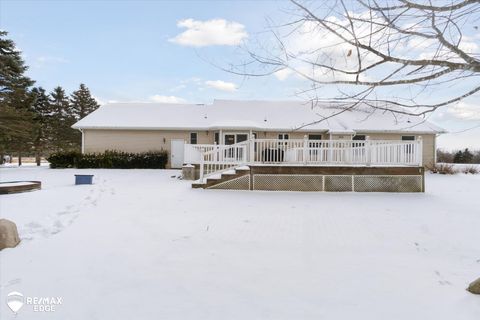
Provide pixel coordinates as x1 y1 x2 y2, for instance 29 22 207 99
18 151 22 166
34 137 41 166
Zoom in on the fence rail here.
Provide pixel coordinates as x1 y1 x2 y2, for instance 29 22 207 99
185 137 423 182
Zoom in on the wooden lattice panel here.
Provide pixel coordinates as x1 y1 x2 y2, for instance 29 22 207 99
353 175 423 192
253 174 323 191
324 175 353 192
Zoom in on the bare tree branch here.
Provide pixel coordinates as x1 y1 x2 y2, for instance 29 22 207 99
225 0 480 117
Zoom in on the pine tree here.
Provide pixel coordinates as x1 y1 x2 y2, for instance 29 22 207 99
0 31 34 100
30 87 53 165
453 150 464 163
71 83 99 120
49 86 70 118
0 31 35 163
49 86 78 152
463 148 474 164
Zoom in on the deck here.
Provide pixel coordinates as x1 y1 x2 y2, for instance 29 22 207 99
184 137 424 192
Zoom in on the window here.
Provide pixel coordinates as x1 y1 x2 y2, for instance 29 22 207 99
236 134 248 143
352 135 366 148
308 134 322 148
214 132 219 144
253 133 257 151
278 133 289 146
402 136 415 154
224 134 235 145
190 132 198 145
353 135 366 141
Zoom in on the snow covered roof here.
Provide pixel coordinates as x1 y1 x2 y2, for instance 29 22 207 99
72 99 445 134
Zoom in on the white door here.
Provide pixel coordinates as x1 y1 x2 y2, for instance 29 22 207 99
170 139 185 168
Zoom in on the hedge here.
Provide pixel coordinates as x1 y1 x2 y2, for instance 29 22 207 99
47 150 169 169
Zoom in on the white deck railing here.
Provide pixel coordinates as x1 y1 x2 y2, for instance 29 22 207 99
183 144 221 164
185 137 423 182
199 141 249 179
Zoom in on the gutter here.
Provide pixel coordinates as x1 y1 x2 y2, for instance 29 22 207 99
72 126 444 135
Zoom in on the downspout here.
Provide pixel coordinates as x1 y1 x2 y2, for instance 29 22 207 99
79 129 85 154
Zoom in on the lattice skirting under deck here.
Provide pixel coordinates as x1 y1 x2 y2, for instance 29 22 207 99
207 174 423 192
253 174 324 191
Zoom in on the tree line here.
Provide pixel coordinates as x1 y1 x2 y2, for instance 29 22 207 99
437 149 480 164
0 31 99 165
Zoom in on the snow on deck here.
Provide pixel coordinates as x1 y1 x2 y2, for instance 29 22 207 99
0 166 479 319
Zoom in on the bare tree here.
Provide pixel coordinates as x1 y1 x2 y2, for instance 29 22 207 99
231 0 480 117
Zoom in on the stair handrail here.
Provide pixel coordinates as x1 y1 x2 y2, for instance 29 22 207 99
199 140 250 182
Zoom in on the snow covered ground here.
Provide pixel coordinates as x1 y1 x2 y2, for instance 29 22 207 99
0 166 479 319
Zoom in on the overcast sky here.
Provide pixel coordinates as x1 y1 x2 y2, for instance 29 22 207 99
1 0 479 150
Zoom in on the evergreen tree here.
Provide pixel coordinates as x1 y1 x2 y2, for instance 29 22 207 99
49 86 77 151
0 31 33 99
463 148 474 164
454 148 474 164
71 83 99 120
30 87 53 165
49 86 70 118
453 150 464 163
0 31 35 163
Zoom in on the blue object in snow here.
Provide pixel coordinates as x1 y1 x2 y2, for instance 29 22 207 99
75 174 94 185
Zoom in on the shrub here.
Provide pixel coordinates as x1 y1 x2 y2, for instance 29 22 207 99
462 165 479 174
47 150 168 169
426 163 456 175
47 151 82 168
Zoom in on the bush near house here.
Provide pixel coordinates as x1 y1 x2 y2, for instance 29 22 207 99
47 151 80 168
426 163 479 175
461 165 479 174
426 163 456 175
47 150 168 169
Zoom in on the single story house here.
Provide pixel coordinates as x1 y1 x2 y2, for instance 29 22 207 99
72 99 445 169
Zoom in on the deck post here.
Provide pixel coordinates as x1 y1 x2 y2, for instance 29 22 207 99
303 135 308 164
418 136 423 166
199 152 205 182
328 134 333 163
249 136 255 164
366 136 371 166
